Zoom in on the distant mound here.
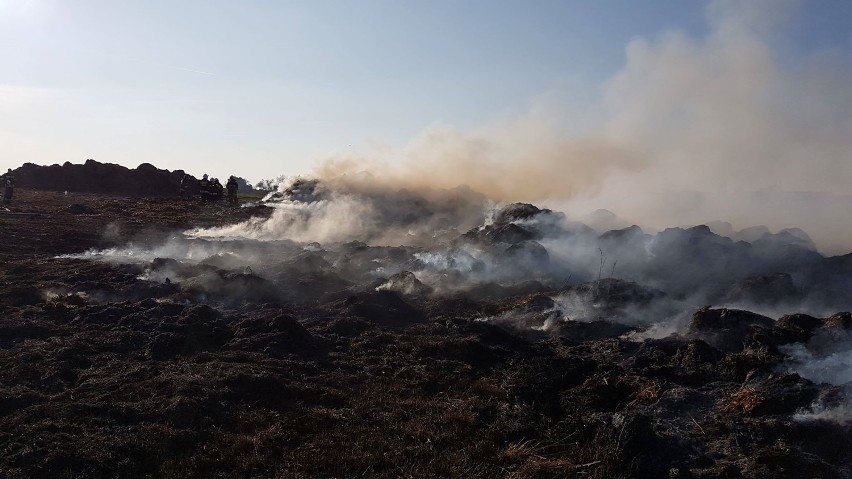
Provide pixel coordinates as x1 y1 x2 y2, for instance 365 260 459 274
13 160 195 197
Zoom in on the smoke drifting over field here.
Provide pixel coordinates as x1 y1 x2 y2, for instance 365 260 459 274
72 173 852 334
189 177 489 246
313 0 852 253
57 0 852 424
10 2 852 475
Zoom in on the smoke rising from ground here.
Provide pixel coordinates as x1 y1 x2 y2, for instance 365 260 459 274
311 0 852 253
189 177 489 246
80 185 852 333
65 175 852 420
781 330 852 424
54 0 852 420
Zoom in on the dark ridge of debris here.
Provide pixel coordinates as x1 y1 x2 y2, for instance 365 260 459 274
13 160 190 197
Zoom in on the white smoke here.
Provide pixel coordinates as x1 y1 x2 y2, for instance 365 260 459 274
189 196 378 244
782 342 852 386
301 0 852 253
51 0 852 351
781 329 852 424
571 0 852 253
189 176 489 247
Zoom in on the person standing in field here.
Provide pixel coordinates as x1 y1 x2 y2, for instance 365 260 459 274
180 174 192 200
1 169 14 205
198 174 211 204
226 176 239 205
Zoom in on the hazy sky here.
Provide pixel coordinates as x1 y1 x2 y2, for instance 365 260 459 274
1 1 850 186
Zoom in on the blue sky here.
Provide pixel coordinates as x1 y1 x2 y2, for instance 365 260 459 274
1 0 850 183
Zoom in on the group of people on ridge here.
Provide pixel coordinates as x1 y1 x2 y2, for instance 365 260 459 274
1 168 13 205
181 174 239 205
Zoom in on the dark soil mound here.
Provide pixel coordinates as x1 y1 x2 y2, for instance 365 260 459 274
13 160 194 197
228 314 324 358
376 271 433 297
342 290 425 327
689 307 775 352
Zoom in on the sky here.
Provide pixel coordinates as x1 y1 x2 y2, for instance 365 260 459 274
0 0 705 182
0 0 830 181
2 0 852 250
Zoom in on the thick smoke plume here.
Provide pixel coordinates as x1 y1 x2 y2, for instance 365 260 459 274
189 177 489 246
62 2 852 343
312 0 852 253
315 123 645 203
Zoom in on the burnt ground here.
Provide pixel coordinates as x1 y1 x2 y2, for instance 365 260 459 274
1 190 852 478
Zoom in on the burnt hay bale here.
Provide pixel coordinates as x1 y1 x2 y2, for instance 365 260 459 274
689 308 775 352
504 240 549 265
463 222 536 245
327 317 374 337
719 374 819 417
493 203 543 224
228 315 321 357
2 286 43 307
822 312 852 330
181 304 222 322
342 290 424 327
375 270 432 297
720 272 799 305
149 310 233 360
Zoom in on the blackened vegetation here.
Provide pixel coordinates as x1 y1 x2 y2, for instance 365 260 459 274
1 191 852 478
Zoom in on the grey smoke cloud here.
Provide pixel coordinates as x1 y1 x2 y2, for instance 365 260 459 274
585 0 852 250
189 176 489 246
781 329 852 424
312 0 852 253
55 1 852 359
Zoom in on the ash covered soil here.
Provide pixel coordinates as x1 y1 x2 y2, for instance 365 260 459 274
2 189 852 478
